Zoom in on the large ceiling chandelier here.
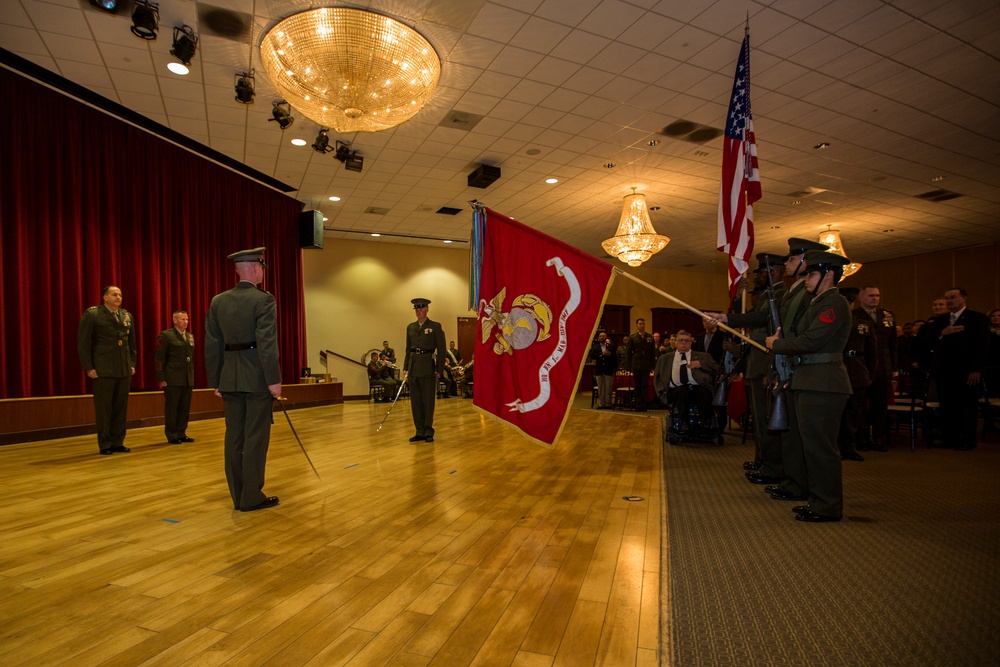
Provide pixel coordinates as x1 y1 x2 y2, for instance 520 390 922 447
601 188 670 267
259 8 441 133
818 226 862 278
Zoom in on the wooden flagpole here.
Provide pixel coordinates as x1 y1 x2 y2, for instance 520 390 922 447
616 268 768 353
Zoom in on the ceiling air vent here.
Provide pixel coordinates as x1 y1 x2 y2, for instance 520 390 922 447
198 4 252 40
365 206 390 215
658 119 723 144
914 189 961 202
436 206 462 216
439 110 484 131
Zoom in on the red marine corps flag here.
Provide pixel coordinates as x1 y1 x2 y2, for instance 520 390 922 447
470 207 615 447
717 27 760 301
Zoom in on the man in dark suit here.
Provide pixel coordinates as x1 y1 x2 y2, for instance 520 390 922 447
654 329 718 423
625 318 656 411
856 285 897 451
78 285 137 455
155 309 196 444
205 247 281 512
838 288 876 461
767 251 853 523
590 332 618 409
404 298 447 442
695 318 726 364
928 287 989 450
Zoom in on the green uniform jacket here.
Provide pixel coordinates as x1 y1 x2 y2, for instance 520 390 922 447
204 282 281 392
625 332 655 373
77 305 136 377
771 287 852 394
155 328 195 386
404 318 446 377
726 283 787 379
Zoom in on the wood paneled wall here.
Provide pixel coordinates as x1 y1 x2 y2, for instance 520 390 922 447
839 242 1000 323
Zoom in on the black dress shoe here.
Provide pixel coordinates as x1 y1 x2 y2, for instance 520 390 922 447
855 444 870 452
768 488 808 501
168 439 182 444
99 449 113 455
425 436 434 442
409 435 425 442
110 445 130 453
179 436 195 443
242 496 279 512
870 444 888 452
792 505 811 513
795 510 840 523
746 472 782 484
842 453 864 461
743 461 761 471
764 484 782 494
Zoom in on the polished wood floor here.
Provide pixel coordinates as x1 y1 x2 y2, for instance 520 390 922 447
0 397 662 666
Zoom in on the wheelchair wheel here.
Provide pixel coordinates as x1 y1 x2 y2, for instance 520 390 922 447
668 434 682 445
716 434 725 446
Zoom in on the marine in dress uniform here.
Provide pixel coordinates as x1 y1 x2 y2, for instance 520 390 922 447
204 247 281 512
624 318 656 411
768 251 853 522
856 286 897 451
155 310 196 444
837 288 876 461
404 298 447 442
77 285 136 455
716 253 787 482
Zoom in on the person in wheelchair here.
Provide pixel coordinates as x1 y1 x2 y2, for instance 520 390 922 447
654 330 719 439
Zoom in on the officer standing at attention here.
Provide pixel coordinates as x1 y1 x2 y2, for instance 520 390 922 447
837 288 876 461
767 250 853 523
77 285 136 455
205 247 281 512
155 309 196 444
624 318 656 412
404 298 447 442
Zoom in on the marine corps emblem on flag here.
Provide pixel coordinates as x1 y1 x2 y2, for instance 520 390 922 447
469 207 615 447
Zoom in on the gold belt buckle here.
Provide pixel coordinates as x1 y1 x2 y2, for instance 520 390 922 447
118 340 123 346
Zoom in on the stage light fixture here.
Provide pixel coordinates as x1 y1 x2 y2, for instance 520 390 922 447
234 71 255 104
90 0 119 13
130 0 159 40
269 101 294 129
344 153 364 173
334 141 352 163
170 25 198 65
312 129 333 154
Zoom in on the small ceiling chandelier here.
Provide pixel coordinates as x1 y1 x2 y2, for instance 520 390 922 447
601 188 670 267
818 226 862 278
259 8 440 133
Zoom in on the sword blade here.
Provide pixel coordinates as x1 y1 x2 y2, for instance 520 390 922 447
276 397 321 479
377 378 407 432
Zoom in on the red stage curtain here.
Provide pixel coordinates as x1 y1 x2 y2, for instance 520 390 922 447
0 68 306 399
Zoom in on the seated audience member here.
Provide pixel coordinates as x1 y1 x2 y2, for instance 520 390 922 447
443 340 463 396
367 351 399 401
380 340 396 365
459 357 474 397
654 330 718 426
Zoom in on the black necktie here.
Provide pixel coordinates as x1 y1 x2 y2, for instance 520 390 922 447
680 352 689 385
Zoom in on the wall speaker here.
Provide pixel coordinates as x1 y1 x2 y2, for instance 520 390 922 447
468 164 500 189
298 210 324 249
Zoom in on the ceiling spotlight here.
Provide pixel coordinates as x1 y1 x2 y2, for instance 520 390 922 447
234 70 255 104
344 153 364 173
312 129 334 154
814 142 831 150
170 25 198 66
334 141 352 163
130 0 159 40
290 138 307 146
90 0 120 13
269 101 294 129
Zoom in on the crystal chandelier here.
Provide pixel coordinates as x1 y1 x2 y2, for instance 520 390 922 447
818 226 862 278
601 188 670 267
259 8 440 133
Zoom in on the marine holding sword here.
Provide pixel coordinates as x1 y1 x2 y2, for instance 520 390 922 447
204 247 281 512
404 298 447 443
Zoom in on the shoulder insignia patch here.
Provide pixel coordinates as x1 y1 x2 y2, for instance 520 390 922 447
819 308 836 324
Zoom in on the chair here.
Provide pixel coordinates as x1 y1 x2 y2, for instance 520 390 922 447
887 368 929 452
614 372 634 411
369 383 385 403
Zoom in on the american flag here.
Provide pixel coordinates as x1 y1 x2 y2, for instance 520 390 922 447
717 31 760 301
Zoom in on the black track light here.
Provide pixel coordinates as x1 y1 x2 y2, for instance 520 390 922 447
269 101 294 129
234 71 255 104
334 140 352 163
90 0 120 13
312 129 333 153
130 0 159 40
170 25 198 66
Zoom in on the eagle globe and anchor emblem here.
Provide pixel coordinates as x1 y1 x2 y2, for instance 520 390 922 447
478 257 582 413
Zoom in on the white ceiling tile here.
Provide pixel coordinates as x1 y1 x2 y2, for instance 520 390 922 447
589 42 647 74
509 16 573 54
576 0 648 40
449 34 505 68
0 24 47 54
526 56 583 86
466 2 531 42
536 0 604 27
549 30 612 65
